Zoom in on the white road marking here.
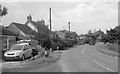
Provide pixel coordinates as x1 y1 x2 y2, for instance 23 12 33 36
99 52 118 60
82 48 115 72
82 48 89 58
82 48 85 54
92 60 115 72
59 61 68 72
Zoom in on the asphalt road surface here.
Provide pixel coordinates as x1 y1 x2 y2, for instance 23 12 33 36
2 44 118 72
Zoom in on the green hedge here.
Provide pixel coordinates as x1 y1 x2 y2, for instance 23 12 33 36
105 43 118 52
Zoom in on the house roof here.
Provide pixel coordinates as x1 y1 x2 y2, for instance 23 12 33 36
12 22 33 35
94 30 105 36
0 26 18 36
31 21 49 31
97 35 102 39
50 31 57 35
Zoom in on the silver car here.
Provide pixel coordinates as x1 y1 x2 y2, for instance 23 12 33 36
4 43 33 61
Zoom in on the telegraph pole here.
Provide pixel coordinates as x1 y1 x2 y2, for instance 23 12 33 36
49 7 52 31
68 22 70 32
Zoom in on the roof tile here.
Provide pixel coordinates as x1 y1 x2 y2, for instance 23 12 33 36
13 22 33 35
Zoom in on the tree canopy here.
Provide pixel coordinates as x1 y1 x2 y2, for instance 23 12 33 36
0 4 8 17
102 25 120 44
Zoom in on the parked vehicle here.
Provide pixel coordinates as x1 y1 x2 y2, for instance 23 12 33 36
4 43 33 61
17 39 39 56
89 40 96 45
17 40 31 44
51 41 65 51
60 40 74 47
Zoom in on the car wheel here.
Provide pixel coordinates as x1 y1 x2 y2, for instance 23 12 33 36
30 53 33 58
4 59 8 61
21 55 25 61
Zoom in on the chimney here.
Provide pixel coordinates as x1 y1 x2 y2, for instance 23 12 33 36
46 24 49 28
37 19 45 25
27 15 32 22
41 19 45 25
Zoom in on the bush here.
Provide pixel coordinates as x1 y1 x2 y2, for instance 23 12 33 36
106 43 118 52
51 41 65 51
59 39 75 47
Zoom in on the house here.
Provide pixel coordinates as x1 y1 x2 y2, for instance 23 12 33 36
0 26 18 50
56 30 65 39
25 15 50 34
50 31 58 39
93 29 105 42
79 34 85 39
7 15 50 40
8 22 33 39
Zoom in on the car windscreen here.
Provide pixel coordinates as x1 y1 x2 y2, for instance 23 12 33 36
10 45 23 50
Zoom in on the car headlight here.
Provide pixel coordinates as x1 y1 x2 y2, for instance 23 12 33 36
15 52 21 55
4 52 7 56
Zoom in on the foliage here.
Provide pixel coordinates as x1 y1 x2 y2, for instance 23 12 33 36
51 41 65 51
87 29 92 34
103 25 120 44
31 31 50 46
65 31 79 39
0 4 8 17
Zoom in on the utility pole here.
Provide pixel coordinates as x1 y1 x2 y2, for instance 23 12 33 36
68 22 70 32
49 7 52 31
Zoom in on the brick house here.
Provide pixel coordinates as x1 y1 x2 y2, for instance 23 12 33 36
7 15 50 40
0 26 18 50
25 15 50 35
56 30 65 39
8 22 33 39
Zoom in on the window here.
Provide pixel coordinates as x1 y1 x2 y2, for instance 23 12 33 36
27 45 31 49
10 45 23 50
24 45 28 50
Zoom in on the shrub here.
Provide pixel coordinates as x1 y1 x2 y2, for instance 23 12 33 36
51 41 65 51
106 43 118 52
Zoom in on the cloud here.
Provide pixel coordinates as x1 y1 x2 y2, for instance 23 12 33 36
1 2 29 24
61 2 118 34
1 2 118 34
1 0 119 2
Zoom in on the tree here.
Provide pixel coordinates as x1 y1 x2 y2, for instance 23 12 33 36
103 25 120 44
0 4 8 17
88 29 92 34
0 4 8 23
65 31 72 39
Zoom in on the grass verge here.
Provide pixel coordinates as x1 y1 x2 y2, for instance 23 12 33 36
96 43 119 58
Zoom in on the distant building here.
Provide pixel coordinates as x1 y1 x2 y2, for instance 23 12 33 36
56 30 65 39
50 31 58 39
93 29 105 42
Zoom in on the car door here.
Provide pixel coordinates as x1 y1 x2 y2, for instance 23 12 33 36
23 45 29 58
27 45 32 57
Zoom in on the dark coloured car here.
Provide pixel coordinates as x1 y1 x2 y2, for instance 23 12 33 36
51 41 65 51
89 41 96 45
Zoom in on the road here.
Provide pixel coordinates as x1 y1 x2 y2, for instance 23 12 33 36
2 44 118 72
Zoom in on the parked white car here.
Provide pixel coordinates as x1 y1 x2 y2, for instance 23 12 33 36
4 43 33 61
17 40 31 44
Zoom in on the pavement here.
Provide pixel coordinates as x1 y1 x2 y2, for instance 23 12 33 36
2 44 118 72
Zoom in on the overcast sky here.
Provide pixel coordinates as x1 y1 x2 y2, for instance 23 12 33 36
0 0 119 34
